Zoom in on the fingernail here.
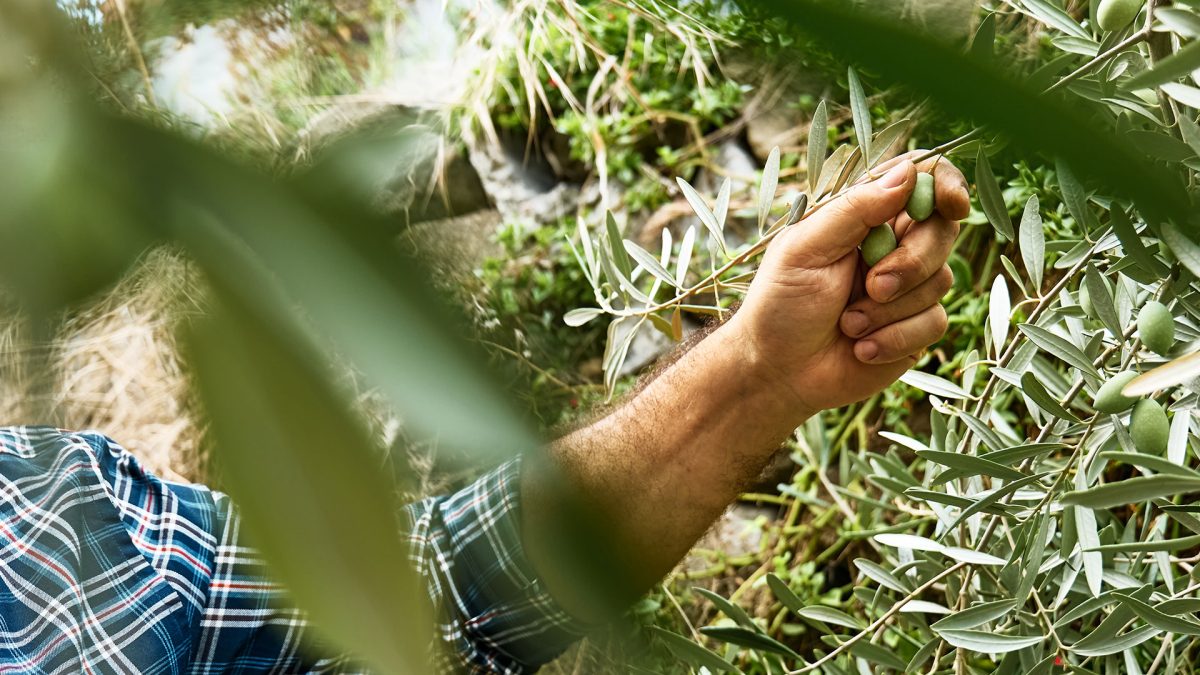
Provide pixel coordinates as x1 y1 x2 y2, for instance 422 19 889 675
879 161 911 189
875 273 901 301
843 311 869 337
857 341 879 362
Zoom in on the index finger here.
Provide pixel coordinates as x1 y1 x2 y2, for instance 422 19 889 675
875 150 971 221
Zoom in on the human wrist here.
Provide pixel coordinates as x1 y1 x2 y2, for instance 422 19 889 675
713 315 818 429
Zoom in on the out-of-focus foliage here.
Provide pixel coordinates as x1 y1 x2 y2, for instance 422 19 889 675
17 0 1200 673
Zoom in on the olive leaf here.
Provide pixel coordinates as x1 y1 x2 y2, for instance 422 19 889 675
976 148 1014 240
847 67 873 168
758 146 780 235
807 100 828 196
624 240 677 288
1123 40 1200 90
647 627 744 674
988 275 1010 357
1019 195 1045 292
676 177 726 256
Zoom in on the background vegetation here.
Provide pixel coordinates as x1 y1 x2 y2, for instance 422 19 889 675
10 0 1200 672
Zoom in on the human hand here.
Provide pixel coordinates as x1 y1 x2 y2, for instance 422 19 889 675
728 151 970 417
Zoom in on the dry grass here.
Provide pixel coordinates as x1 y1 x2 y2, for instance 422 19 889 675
0 248 211 484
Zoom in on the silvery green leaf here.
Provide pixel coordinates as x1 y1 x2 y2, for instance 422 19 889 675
796 604 862 629
867 118 912 168
1084 265 1122 338
1062 475 1200 508
692 587 757 630
878 431 929 452
1055 158 1097 232
713 178 731 237
675 177 725 255
897 600 952 614
624 240 677 288
1021 372 1078 422
699 626 799 659
1019 195 1044 292
1161 224 1200 278
1018 325 1100 379
1123 350 1200 396
976 149 1013 240
675 226 696 288
764 573 805 614
1112 593 1200 635
875 533 943 552
1076 504 1104 597
1070 625 1161 657
807 101 829 196
942 547 1006 566
1123 40 1200 90
1180 114 1200 156
900 370 972 400
919 450 1027 481
647 627 743 675
785 193 808 227
1109 208 1168 279
606 211 632 281
945 472 1052 532
1169 411 1190 465
1157 8 1200 37
564 308 604 327
816 144 851 198
936 629 1044 654
1163 83 1200 109
758 146 780 235
847 67 872 167
932 600 1018 631
1022 0 1090 38
989 275 1010 357
853 558 910 593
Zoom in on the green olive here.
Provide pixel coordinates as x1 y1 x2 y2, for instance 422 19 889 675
1097 0 1144 32
1129 399 1169 456
861 224 897 267
906 172 935 222
1138 301 1175 356
1094 371 1139 414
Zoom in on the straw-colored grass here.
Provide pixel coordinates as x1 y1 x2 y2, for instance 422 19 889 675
0 248 210 484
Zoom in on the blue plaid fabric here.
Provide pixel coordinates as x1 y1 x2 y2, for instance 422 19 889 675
0 426 583 674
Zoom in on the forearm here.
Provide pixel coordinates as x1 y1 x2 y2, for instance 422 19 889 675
520 316 812 620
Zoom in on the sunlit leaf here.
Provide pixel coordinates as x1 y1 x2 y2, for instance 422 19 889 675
188 299 430 674
989 275 1010 356
1123 349 1200 396
1062 475 1200 508
1019 195 1044 292
759 146 780 235
936 629 1044 653
848 67 873 167
807 100 829 196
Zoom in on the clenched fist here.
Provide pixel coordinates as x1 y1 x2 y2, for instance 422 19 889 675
728 152 971 417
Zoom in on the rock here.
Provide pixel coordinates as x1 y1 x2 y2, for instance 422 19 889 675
466 129 581 225
400 209 504 282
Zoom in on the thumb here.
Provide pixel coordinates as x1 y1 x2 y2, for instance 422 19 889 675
779 160 916 268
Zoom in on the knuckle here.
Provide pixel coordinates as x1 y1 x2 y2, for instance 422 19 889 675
934 266 954 296
931 306 949 337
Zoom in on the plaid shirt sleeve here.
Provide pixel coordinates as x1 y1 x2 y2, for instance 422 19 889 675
0 426 583 674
